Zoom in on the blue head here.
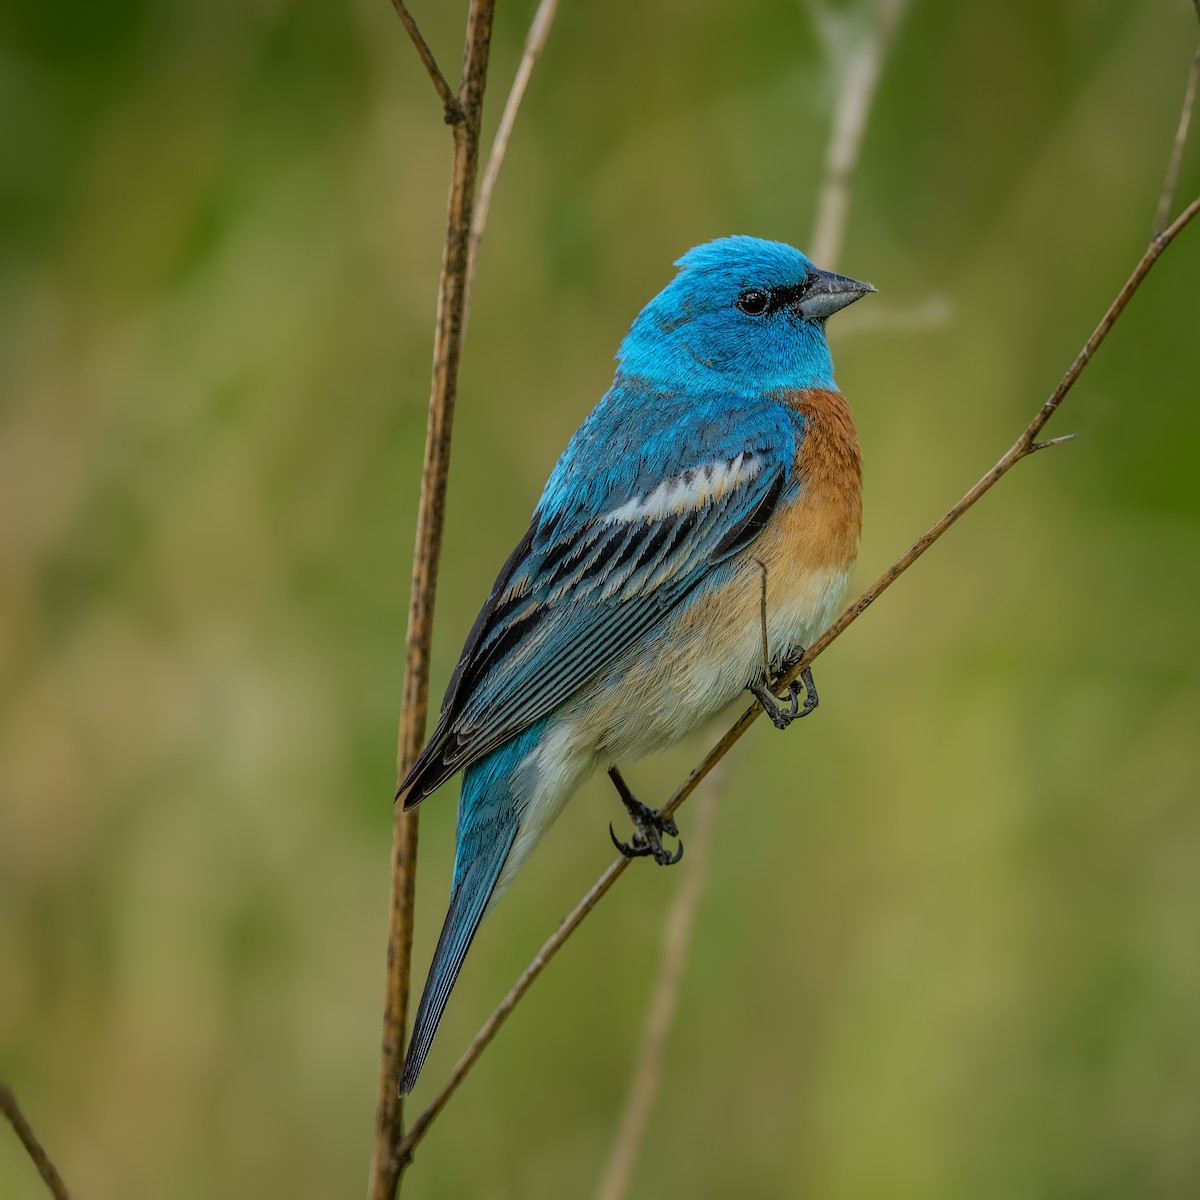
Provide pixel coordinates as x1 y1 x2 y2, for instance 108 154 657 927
616 236 874 394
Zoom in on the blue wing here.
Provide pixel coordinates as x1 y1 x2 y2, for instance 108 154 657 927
400 387 802 806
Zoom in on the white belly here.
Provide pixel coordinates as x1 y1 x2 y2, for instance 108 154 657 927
562 554 851 764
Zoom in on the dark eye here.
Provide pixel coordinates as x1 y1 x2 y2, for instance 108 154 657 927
736 288 770 316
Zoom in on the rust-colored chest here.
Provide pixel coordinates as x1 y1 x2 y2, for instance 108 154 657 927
773 386 863 571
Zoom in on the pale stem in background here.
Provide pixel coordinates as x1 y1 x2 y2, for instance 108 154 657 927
594 770 723 1200
594 3 909 1192
369 2 495 1198
1 1084 70 1200
465 0 562 318
1154 41 1200 234
805 0 911 267
396 195 1200 1179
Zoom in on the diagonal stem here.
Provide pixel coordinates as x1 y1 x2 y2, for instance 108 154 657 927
390 0 463 123
394 192 1200 1164
1 1084 70 1200
676 194 1200 816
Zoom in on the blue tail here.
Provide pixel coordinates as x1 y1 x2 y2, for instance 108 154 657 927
399 726 544 1094
399 825 514 1094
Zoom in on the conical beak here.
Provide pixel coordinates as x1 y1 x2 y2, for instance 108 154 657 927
796 268 876 320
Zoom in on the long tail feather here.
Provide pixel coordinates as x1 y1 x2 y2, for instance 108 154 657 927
399 822 516 1094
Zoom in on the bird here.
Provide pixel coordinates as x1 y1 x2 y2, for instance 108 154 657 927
397 235 872 1093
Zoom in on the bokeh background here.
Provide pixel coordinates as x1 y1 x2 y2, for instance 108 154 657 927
3 0 1199 1196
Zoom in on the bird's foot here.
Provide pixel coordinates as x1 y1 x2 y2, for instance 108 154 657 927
607 767 683 866
750 664 818 730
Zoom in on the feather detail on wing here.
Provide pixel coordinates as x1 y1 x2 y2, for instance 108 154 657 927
399 397 800 807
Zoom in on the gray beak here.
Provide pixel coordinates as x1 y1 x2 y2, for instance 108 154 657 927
796 268 876 320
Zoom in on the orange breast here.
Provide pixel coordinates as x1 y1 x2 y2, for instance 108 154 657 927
771 386 863 572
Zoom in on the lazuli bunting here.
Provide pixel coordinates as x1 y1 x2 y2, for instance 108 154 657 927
399 236 872 1092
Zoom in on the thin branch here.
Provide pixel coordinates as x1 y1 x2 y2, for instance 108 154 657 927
1154 41 1200 234
390 0 463 124
1 1084 70 1200
395 192 1200 1162
368 3 496 1198
808 0 911 267
669 194 1200 820
465 0 562 316
594 771 723 1200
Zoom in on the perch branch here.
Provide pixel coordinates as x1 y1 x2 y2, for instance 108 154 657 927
396 193 1200 1163
369 2 495 1198
1 1084 70 1200
390 1 463 123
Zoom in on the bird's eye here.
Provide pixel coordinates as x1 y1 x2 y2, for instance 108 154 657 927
736 288 770 316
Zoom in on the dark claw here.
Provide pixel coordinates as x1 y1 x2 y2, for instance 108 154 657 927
608 820 684 866
750 665 819 729
659 838 684 866
607 767 684 867
609 822 648 858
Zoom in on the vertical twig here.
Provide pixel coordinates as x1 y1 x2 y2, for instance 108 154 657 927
466 0 562 315
1154 40 1200 233
808 0 911 267
594 772 723 1200
369 3 495 1198
1 1084 70 1200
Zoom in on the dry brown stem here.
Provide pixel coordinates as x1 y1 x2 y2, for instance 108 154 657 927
389 1 462 123
368 3 495 1197
396 192 1200 1162
1 1084 70 1200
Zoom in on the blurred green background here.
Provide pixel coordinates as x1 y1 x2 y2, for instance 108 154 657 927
3 0 1199 1196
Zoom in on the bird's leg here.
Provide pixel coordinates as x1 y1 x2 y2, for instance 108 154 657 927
607 767 683 866
749 560 819 730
